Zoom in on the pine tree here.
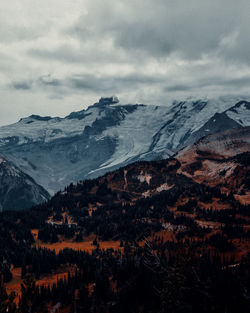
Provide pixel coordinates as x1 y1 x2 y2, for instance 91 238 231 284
19 274 48 313
93 237 98 246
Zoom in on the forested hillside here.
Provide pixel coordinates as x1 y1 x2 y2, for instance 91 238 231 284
0 128 249 312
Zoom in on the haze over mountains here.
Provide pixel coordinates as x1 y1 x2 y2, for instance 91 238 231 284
0 96 249 211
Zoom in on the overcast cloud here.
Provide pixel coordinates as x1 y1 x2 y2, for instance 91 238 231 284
0 0 250 125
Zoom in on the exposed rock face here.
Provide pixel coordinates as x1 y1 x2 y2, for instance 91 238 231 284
98 96 119 105
177 127 250 195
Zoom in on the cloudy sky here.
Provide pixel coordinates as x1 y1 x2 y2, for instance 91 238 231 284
0 0 250 125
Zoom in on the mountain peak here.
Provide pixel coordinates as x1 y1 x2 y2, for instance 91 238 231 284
95 96 119 106
228 100 250 112
19 114 54 124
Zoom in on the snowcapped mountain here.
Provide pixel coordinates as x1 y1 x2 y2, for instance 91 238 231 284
0 156 49 211
0 97 249 195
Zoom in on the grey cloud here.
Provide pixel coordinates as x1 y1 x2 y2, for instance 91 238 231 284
70 0 249 63
165 75 250 93
197 76 250 89
38 76 62 87
9 72 164 96
64 72 166 97
224 76 250 87
8 70 250 101
56 73 164 93
11 81 33 90
0 23 49 43
0 53 15 72
69 76 108 92
10 76 61 91
28 46 87 64
28 43 127 65
165 85 192 92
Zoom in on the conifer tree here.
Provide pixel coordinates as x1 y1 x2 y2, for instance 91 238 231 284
19 274 47 313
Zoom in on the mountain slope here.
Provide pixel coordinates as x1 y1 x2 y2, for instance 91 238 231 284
37 126 250 241
0 156 50 211
177 127 250 199
0 97 249 194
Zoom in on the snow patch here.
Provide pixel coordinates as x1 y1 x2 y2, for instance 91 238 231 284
203 160 236 178
162 222 186 232
142 190 151 198
137 173 152 185
226 102 250 126
156 183 173 192
124 169 128 189
142 182 173 198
